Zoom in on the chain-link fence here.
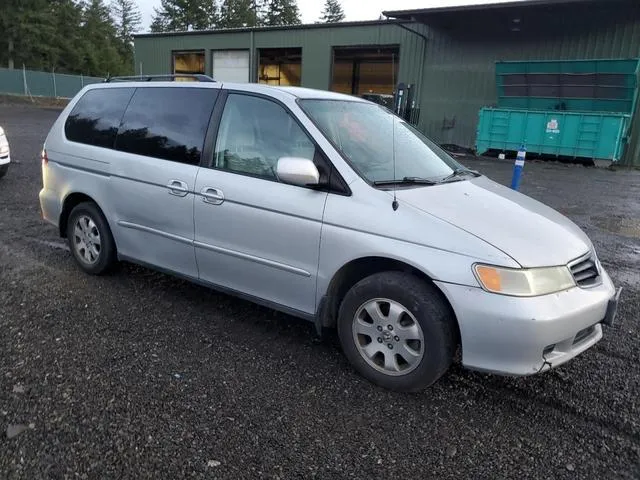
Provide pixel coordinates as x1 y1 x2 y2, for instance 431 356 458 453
0 67 104 99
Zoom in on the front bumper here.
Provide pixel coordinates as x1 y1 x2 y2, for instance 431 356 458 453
435 267 617 376
0 153 10 166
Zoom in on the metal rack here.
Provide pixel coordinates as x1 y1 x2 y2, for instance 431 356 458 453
104 74 215 83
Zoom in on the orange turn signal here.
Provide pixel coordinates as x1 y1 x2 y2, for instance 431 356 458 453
475 265 502 292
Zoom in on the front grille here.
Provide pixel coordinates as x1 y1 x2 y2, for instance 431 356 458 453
569 254 600 287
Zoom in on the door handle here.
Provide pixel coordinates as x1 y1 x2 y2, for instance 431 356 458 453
167 180 189 197
201 187 225 205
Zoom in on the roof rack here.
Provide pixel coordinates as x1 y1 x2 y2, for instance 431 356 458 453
104 74 215 83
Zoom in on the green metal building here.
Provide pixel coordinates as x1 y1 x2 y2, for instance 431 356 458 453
134 0 640 165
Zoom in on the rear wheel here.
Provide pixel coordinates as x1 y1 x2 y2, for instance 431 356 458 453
66 202 116 275
337 271 456 392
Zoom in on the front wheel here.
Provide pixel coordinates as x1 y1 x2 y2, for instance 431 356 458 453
337 271 457 392
0 164 8 179
66 201 116 275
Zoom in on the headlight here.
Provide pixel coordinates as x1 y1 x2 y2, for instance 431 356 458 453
474 264 575 297
0 144 8 155
0 127 4 136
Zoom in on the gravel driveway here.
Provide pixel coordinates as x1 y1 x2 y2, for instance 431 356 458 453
1 103 639 479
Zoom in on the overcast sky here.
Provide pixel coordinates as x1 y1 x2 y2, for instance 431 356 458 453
135 0 521 31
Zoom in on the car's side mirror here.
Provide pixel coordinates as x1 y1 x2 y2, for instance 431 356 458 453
276 157 320 187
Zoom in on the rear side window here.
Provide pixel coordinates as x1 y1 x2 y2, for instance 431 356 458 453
115 87 218 165
64 88 134 148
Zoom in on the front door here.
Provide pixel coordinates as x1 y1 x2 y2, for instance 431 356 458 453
110 86 220 277
194 92 328 315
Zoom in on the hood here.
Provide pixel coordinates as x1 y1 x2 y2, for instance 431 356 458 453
396 175 591 268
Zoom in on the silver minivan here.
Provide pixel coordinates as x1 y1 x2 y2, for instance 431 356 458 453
39 77 620 391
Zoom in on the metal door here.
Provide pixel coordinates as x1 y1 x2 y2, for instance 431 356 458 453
110 86 220 277
193 93 328 315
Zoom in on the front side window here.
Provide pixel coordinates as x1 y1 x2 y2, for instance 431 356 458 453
214 94 315 180
65 88 134 148
300 100 461 184
115 87 218 165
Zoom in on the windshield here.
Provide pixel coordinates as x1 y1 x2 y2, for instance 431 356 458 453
299 99 462 184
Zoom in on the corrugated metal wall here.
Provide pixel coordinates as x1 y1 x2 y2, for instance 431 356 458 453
135 4 640 165
421 4 640 165
134 22 425 89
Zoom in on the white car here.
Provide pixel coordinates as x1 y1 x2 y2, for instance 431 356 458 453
0 126 10 178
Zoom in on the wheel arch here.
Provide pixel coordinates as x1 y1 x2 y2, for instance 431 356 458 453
59 192 113 242
317 256 460 344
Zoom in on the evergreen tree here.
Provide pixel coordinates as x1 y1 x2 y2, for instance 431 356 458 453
0 0 131 76
0 0 56 70
320 0 345 23
264 0 300 26
218 0 262 28
80 0 126 76
49 0 85 73
151 0 218 32
111 0 142 73
111 0 142 42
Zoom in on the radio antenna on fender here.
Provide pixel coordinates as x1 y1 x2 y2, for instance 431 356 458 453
392 115 399 211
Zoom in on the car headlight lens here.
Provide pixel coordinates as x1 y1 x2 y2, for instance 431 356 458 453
0 144 8 155
474 264 575 297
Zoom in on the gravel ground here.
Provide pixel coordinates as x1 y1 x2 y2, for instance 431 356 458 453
0 104 639 479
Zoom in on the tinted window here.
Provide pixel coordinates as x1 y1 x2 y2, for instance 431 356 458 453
65 88 134 148
214 94 315 179
115 87 218 165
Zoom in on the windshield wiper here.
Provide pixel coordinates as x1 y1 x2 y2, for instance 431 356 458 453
440 168 481 183
374 176 439 186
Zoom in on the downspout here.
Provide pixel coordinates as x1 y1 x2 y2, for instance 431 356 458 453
416 28 427 129
250 30 256 83
395 22 428 43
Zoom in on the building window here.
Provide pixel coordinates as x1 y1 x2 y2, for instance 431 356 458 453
258 48 302 86
173 51 205 75
331 46 400 98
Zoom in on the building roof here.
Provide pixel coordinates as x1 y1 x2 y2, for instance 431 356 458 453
134 0 639 39
383 0 635 21
134 19 399 39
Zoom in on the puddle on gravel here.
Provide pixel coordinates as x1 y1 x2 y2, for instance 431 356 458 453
591 216 640 238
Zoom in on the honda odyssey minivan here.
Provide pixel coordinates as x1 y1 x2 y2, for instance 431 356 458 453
39 77 620 391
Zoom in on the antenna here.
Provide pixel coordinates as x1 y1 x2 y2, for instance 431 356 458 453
392 115 399 211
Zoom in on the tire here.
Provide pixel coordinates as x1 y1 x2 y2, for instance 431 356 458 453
66 201 116 275
337 271 456 392
0 164 8 179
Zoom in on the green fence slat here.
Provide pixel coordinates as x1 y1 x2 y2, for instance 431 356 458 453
0 67 103 99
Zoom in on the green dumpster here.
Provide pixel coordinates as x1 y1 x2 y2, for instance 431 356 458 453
477 108 630 161
476 59 640 163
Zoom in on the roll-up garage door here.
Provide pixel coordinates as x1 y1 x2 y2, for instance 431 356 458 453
212 50 250 83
